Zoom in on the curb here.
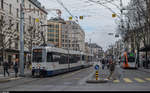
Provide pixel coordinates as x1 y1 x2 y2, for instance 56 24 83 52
86 79 108 83
0 77 23 83
138 69 150 73
0 78 11 83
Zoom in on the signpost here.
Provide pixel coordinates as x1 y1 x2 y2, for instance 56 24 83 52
95 65 99 80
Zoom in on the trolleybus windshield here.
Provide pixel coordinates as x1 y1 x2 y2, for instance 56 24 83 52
32 49 42 63
128 57 135 62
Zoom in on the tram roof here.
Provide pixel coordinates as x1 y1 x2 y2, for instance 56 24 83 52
32 46 94 56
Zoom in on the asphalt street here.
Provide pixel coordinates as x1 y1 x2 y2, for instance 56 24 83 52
1 63 150 91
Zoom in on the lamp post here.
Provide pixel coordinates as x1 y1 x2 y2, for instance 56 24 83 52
19 0 25 77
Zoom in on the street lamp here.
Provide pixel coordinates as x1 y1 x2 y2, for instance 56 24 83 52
19 0 25 77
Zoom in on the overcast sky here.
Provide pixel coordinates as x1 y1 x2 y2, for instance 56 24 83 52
38 0 130 51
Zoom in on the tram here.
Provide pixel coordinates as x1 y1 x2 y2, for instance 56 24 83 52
31 46 93 77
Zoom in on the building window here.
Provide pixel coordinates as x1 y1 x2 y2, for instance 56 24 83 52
1 15 3 22
1 0 4 9
29 4 31 10
34 7 35 13
33 18 35 25
16 8 19 17
16 22 19 32
15 40 18 49
29 16 31 24
9 20 12 30
56 34 59 37
9 39 12 49
9 4 12 14
38 10 39 16
48 39 54 42
56 39 59 42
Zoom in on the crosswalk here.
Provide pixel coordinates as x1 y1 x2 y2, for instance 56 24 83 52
113 77 150 83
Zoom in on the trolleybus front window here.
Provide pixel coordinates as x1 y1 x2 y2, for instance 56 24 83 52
128 57 135 62
32 49 42 63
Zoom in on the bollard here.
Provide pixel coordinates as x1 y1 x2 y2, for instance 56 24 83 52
96 70 99 80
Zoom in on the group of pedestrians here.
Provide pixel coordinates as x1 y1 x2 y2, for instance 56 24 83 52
101 57 116 80
2 59 19 77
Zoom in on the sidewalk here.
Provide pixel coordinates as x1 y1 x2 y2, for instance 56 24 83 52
138 67 150 73
0 68 31 83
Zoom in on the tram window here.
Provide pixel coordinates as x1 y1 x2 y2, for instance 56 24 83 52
47 53 53 62
32 52 42 63
53 55 60 62
59 54 68 64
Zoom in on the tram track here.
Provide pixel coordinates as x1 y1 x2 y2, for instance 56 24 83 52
1 67 93 91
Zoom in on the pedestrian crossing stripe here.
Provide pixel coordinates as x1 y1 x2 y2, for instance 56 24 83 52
74 78 80 80
123 78 133 83
113 80 120 83
145 78 150 81
134 78 145 83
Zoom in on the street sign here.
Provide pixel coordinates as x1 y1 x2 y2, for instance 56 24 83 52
95 65 99 70
69 16 72 20
35 18 40 23
112 14 116 18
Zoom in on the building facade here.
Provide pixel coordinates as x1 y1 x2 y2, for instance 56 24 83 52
0 0 47 64
88 43 103 61
47 18 85 52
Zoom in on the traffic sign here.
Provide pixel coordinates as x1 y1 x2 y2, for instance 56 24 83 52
112 13 116 18
35 18 40 23
95 65 99 70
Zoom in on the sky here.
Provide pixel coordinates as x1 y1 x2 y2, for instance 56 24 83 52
38 0 130 51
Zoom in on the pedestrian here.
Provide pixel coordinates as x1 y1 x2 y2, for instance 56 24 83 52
107 58 116 80
13 62 19 77
101 58 105 70
3 60 10 77
106 59 109 69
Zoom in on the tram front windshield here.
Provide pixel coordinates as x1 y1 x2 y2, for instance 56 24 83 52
32 49 42 63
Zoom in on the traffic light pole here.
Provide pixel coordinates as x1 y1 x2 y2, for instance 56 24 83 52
19 0 25 77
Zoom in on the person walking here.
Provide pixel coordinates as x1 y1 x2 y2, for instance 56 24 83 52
3 60 10 77
101 58 105 70
107 58 116 80
13 60 19 77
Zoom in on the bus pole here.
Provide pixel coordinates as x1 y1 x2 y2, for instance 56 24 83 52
19 0 25 77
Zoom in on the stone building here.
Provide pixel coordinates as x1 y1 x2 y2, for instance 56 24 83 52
0 0 47 65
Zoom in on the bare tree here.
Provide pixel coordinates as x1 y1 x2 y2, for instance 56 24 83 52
0 15 18 63
24 23 43 62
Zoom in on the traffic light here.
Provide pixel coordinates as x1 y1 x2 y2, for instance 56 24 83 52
79 16 83 20
69 16 72 20
112 14 116 18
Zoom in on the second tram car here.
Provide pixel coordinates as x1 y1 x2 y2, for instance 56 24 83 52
31 46 93 77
